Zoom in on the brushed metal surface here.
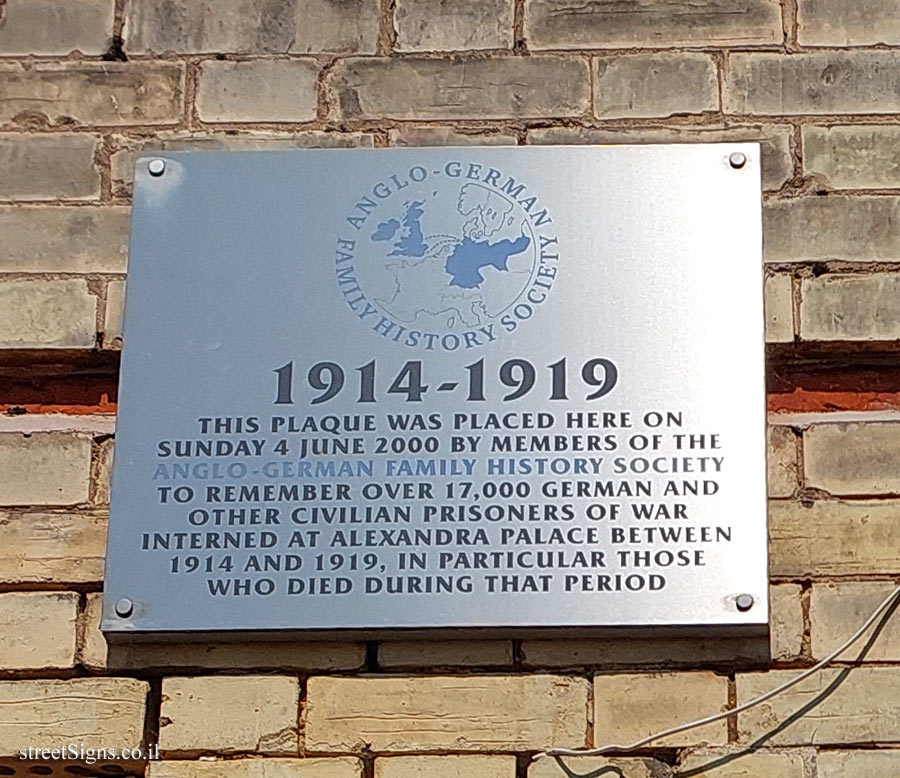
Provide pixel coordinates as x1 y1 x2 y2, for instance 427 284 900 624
103 145 767 637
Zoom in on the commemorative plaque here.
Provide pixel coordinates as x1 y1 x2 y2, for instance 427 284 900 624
103 145 767 638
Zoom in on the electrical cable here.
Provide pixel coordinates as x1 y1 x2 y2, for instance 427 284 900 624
533 581 900 762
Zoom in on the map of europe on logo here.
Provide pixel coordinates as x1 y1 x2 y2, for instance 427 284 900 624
360 182 537 334
335 162 559 353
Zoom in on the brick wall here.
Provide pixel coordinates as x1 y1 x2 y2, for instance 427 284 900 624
1 1 899 776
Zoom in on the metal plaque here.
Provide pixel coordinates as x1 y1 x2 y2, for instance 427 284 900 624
103 144 768 638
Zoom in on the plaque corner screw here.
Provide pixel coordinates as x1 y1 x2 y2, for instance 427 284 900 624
728 151 747 170
115 597 134 618
148 158 166 177
735 593 755 612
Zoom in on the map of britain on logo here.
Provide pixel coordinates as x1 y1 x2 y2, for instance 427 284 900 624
334 161 560 353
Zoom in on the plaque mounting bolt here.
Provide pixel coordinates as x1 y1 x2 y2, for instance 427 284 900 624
148 159 166 177
729 152 747 170
735 593 755 612
115 597 134 618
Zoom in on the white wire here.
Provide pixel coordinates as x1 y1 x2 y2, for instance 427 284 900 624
534 581 900 762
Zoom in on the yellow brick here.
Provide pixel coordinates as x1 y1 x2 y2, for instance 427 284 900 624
390 127 518 146
305 675 589 752
0 134 100 200
771 583 804 662
765 275 794 344
594 673 729 747
0 433 92 506
103 281 126 349
0 592 78 670
160 676 299 755
737 667 900 745
0 0 114 55
92 438 114 504
0 62 184 125
803 125 900 189
801 274 900 342
798 0 900 45
0 279 96 349
377 755 517 778
811 582 900 662
769 499 900 576
765 195 900 263
81 592 106 670
530 756 665 778
767 426 799 498
805 422 900 494
594 53 718 119
0 511 106 584
328 57 590 120
818 750 900 776
526 0 782 48
395 0 513 51
726 52 900 115
196 60 319 123
676 751 805 777
148 757 362 777
0 678 147 756
0 205 129 273
126 0 379 54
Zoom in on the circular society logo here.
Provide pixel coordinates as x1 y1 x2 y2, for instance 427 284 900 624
333 160 560 353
